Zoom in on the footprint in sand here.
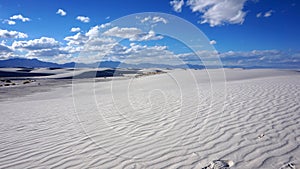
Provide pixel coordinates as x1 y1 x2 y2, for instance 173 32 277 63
280 163 296 169
258 133 265 139
202 160 234 169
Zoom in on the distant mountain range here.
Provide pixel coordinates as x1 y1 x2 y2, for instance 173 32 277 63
0 58 206 69
1 58 287 69
0 58 74 68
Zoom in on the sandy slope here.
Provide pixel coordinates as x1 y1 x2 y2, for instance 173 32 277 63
0 69 299 168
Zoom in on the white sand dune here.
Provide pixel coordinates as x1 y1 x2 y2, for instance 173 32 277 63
0 69 299 168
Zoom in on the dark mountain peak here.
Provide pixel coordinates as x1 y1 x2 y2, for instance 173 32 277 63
0 58 60 68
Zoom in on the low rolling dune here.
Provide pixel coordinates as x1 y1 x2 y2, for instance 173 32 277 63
0 69 299 168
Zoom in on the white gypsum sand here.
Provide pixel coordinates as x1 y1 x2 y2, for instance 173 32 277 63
0 69 299 168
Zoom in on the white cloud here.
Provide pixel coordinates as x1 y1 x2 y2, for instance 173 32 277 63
70 27 81 32
25 48 68 58
256 12 262 18
140 16 168 24
67 26 175 64
78 43 178 65
209 40 217 45
3 19 16 25
170 0 185 12
119 43 178 64
264 10 274 17
152 16 168 24
10 14 30 22
12 37 60 50
257 10 274 18
100 23 111 28
0 29 28 38
76 16 90 23
140 16 151 23
176 50 218 62
85 25 101 38
72 39 119 63
135 30 163 41
56 9 67 16
186 0 247 27
64 33 88 46
77 42 179 64
103 27 163 41
219 50 281 58
11 37 72 59
105 16 110 20
78 39 117 60
103 27 141 39
64 26 114 47
64 25 114 47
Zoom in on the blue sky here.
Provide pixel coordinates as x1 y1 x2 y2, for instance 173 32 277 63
0 0 299 68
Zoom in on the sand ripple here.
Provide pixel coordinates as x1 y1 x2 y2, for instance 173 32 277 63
0 69 299 168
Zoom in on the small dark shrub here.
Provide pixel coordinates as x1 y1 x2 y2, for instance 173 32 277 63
23 80 31 84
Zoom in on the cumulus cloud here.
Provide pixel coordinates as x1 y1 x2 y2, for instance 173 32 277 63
64 25 114 48
85 25 101 38
119 43 177 64
170 0 185 12
70 27 81 32
76 42 178 64
100 23 111 28
184 0 247 27
25 48 69 58
71 38 119 63
11 37 72 59
64 33 89 46
76 16 90 23
210 40 217 45
64 26 175 64
0 29 28 38
3 19 16 25
264 10 274 17
12 37 60 50
103 27 163 41
140 16 168 24
64 27 115 54
10 14 30 22
56 9 67 16
176 50 218 63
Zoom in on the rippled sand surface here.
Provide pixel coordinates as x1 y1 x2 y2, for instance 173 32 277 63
0 69 299 168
